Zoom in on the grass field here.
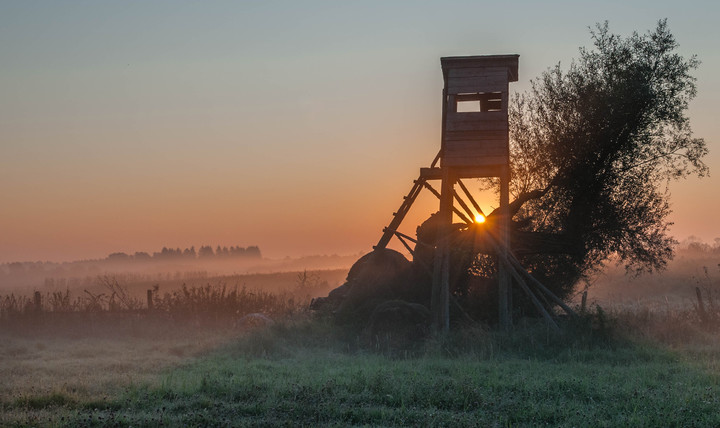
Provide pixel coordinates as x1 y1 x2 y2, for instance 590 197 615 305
2 256 720 427
2 305 720 427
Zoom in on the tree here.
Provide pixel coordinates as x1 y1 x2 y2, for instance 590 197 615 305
198 245 215 258
474 20 707 303
107 252 130 262
230 246 246 257
245 246 262 259
133 251 151 261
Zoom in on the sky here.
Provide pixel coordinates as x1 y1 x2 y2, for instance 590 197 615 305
1 1 718 263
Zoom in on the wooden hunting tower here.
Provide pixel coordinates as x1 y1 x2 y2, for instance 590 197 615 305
377 54 538 332
430 55 518 331
440 55 518 174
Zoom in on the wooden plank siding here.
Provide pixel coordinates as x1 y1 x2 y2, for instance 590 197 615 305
442 155 508 167
447 66 510 79
447 78 507 95
421 165 506 179
445 140 507 155
443 141 508 166
444 129 506 141
445 111 508 132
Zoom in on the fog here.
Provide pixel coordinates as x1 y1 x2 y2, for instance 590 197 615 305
0 246 360 295
584 240 720 309
4 238 718 313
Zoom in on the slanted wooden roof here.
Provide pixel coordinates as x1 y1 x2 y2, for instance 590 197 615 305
441 55 519 82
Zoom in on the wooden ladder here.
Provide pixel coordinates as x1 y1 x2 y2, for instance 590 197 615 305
374 175 426 250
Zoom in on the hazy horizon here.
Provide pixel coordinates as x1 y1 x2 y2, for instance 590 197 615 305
2 1 718 264
2 235 718 266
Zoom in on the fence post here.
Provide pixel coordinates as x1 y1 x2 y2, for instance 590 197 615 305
147 289 153 311
34 291 42 314
696 287 707 322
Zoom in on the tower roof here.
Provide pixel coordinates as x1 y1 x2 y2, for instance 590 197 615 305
441 54 519 82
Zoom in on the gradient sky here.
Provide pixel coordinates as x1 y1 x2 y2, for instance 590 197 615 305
1 1 718 263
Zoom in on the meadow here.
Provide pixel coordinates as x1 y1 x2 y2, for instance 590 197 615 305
2 251 720 427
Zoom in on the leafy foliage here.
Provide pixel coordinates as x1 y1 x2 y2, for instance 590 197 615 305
502 20 706 291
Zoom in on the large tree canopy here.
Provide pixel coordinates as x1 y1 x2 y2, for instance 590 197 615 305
493 20 707 284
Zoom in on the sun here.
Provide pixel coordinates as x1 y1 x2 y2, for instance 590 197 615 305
474 214 486 223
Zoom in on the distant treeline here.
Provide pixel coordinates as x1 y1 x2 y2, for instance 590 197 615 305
107 245 261 262
0 245 262 283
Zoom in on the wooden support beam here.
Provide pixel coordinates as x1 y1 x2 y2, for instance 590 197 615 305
394 232 415 257
506 252 577 318
430 149 442 168
422 181 472 224
432 84 449 337
432 168 453 334
497 171 511 330
456 179 486 218
422 180 441 198
504 260 559 331
393 230 421 246
484 230 578 319
452 187 476 221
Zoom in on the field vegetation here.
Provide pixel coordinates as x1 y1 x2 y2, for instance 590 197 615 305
2 248 720 426
1 269 343 323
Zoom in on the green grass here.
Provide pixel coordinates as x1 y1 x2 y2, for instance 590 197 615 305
3 316 719 427
106 350 719 427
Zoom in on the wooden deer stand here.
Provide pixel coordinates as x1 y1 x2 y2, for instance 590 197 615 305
375 55 575 333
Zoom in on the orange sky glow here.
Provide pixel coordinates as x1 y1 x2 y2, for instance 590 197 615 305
1 2 718 263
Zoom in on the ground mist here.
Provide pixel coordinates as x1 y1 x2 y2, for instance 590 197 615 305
2 300 720 427
2 258 720 426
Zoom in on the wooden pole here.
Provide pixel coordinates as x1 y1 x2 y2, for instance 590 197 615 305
34 291 42 314
696 287 707 322
457 179 486 218
506 251 578 317
505 263 559 331
393 232 416 257
498 168 511 330
452 187 477 221
432 168 453 334
430 149 442 168
147 289 154 311
422 181 472 224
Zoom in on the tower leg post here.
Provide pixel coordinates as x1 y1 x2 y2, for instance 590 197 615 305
432 168 454 334
498 168 512 330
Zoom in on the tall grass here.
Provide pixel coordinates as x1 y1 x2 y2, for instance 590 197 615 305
0 275 313 335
